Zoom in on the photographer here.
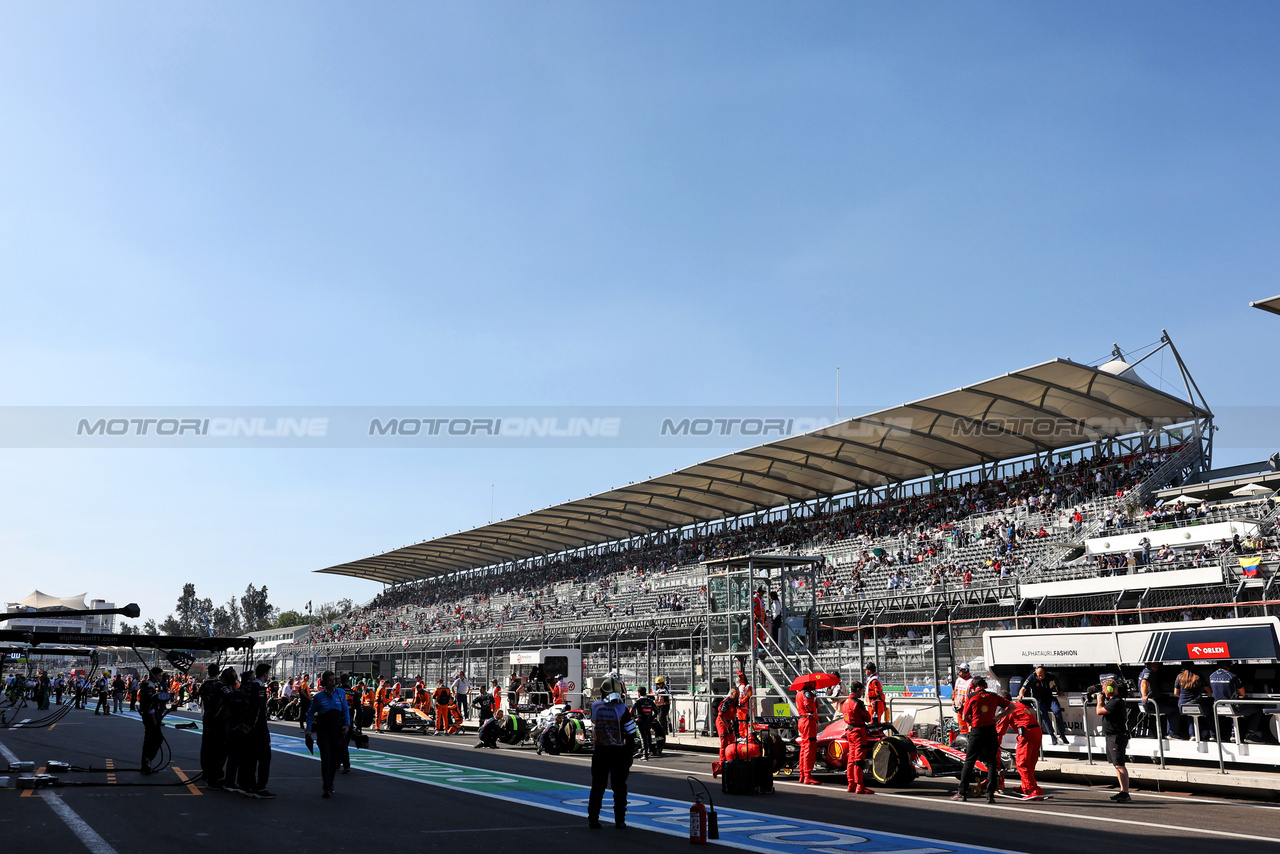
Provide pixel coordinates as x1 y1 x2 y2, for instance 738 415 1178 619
1095 679 1131 803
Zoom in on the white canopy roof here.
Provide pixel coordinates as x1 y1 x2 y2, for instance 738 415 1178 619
318 357 1209 585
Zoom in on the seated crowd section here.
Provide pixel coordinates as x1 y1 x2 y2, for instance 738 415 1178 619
302 445 1280 650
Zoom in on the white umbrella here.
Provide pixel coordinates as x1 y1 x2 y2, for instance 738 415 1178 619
1229 483 1273 497
1176 495 1204 505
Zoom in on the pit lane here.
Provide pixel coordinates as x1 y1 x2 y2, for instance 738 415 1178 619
3 706 1279 854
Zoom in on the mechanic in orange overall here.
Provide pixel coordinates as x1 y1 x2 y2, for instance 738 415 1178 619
373 679 389 731
841 681 874 794
795 680 822 785
736 670 753 737
713 685 739 776
432 680 455 734
864 662 887 724
995 692 1044 798
413 678 430 713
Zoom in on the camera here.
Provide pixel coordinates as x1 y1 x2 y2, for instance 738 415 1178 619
1084 674 1132 704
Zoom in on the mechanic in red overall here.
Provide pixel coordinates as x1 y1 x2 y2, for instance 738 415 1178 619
841 681 874 794
752 586 770 648
995 692 1044 798
736 671 754 738
713 685 739 776
864 662 886 724
795 680 822 785
953 677 1010 802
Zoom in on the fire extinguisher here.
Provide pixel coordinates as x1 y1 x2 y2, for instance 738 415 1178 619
686 776 718 844
679 712 687 733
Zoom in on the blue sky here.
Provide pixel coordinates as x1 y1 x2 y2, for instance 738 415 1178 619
1 3 1277 624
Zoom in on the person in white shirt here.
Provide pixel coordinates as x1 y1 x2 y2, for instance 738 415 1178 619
450 671 471 718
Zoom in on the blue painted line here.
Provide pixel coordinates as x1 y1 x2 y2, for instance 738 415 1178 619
122 711 1021 854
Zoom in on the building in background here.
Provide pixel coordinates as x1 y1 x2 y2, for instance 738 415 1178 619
2 591 118 634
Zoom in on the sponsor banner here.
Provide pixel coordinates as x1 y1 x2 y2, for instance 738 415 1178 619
1187 643 1229 660
131 712 1016 854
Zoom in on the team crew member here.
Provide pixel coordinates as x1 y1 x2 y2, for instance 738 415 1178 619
953 677 1009 803
1096 679 1131 803
795 680 821 786
841 681 874 794
237 662 275 799
995 692 1043 799
1018 664 1065 745
413 678 430 713
714 685 739 775
475 710 505 748
538 711 566 756
451 670 471 719
339 674 358 772
952 664 974 733
736 671 753 737
599 670 625 701
1210 661 1266 743
138 667 168 774
297 673 312 731
587 692 637 830
304 671 351 799
199 668 236 790
653 676 671 733
475 689 495 726
632 687 658 760
752 586 770 648
433 680 459 734
864 663 886 724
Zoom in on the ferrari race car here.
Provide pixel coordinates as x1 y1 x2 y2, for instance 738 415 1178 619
811 719 998 788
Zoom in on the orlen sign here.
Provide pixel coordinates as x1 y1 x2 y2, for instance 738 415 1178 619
1187 642 1230 660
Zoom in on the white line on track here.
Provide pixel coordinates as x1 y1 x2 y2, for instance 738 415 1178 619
0 735 120 854
881 792 1280 843
353 725 1280 840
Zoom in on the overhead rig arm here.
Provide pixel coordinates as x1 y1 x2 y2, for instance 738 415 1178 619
0 630 255 652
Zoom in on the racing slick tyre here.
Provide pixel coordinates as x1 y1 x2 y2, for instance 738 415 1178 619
501 714 527 745
387 706 405 732
560 718 589 752
867 735 916 787
755 731 789 774
358 706 375 728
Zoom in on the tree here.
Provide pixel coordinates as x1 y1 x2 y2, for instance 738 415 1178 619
315 599 354 625
118 622 138 636
158 615 183 635
175 583 201 635
142 619 159 636
240 584 275 632
275 610 306 628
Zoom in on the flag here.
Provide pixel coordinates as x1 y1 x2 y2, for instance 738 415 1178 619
1239 557 1262 577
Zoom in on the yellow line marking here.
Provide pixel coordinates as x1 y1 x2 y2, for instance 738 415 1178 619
170 766 202 796
20 766 45 797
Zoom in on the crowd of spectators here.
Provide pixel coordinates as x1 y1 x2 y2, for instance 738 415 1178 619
307 448 1182 646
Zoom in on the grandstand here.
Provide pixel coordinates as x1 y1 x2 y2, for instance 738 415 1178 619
277 336 1278 732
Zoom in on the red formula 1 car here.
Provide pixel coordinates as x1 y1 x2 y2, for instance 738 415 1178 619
810 719 1000 788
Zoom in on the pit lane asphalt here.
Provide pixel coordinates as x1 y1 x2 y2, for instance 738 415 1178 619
3 707 1279 854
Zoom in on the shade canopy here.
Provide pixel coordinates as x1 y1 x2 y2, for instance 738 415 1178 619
318 357 1209 585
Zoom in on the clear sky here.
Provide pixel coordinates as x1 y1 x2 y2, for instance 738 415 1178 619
1 3 1277 625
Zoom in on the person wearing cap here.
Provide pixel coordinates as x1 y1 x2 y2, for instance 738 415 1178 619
952 664 974 734
587 691 638 829
653 676 671 733
1018 664 1065 745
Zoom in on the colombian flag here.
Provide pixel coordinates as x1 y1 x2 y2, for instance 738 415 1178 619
1239 556 1262 577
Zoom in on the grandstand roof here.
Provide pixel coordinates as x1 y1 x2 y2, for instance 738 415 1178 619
318 357 1211 584
1251 295 1280 317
